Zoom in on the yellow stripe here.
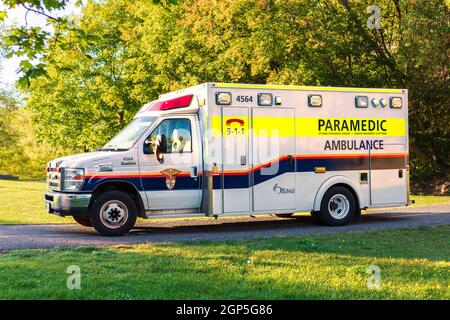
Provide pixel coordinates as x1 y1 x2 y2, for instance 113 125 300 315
212 83 404 93
253 116 295 136
212 116 406 136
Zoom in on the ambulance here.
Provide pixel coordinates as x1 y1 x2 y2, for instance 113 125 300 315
44 83 410 236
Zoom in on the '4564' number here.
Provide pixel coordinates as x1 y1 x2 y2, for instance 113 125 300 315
236 95 253 103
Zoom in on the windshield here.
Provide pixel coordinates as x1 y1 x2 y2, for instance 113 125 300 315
100 117 156 151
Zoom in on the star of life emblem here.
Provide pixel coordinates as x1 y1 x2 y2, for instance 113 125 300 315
160 168 181 190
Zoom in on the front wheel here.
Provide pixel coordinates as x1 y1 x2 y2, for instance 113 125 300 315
89 191 137 236
318 186 356 226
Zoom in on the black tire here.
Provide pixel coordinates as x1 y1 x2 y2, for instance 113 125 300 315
310 211 322 223
72 215 92 227
275 213 295 218
318 186 356 226
89 191 137 236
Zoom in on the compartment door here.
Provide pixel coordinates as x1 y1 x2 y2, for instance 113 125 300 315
370 144 408 205
252 108 296 211
222 107 250 213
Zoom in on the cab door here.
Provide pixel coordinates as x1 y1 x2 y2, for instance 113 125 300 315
139 116 202 211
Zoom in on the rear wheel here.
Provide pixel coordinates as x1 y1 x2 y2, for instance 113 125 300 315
72 215 92 227
89 191 137 236
318 186 356 226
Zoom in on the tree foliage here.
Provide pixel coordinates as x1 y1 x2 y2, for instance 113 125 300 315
0 85 68 179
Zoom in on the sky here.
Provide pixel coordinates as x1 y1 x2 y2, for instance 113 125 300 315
0 1 80 85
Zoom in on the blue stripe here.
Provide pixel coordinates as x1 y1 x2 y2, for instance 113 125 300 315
81 157 406 191
214 156 406 189
81 176 201 192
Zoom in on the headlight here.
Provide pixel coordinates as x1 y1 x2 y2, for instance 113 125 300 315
62 168 85 191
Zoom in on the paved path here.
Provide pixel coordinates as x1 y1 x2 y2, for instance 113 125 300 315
0 205 449 250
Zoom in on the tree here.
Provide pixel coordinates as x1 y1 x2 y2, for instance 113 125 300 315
0 0 76 88
2 0 448 190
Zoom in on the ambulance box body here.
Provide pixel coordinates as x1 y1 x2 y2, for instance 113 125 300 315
45 83 409 235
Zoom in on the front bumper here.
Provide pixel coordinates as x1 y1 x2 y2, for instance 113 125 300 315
44 191 92 216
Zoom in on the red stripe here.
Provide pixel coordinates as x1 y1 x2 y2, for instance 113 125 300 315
85 172 202 179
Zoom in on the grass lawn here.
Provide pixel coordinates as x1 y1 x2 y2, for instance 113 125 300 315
0 225 448 299
0 180 449 225
0 180 68 224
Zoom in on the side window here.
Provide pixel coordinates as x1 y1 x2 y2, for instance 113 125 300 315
145 118 192 154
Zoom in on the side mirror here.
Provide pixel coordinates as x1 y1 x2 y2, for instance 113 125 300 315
154 134 167 163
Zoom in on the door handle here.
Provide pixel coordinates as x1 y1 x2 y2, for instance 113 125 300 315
240 156 247 166
190 166 198 178
287 155 294 165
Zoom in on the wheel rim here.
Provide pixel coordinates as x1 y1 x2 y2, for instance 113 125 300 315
328 194 350 220
99 200 129 229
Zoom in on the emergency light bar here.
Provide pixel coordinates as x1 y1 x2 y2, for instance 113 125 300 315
150 94 193 111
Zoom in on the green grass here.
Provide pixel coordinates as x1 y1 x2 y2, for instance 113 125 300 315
0 180 449 224
409 195 450 206
0 180 69 224
0 226 448 299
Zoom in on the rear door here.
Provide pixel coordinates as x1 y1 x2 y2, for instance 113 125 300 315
251 107 296 211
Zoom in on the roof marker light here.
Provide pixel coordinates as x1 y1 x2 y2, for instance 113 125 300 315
371 98 379 108
274 96 282 105
150 94 193 111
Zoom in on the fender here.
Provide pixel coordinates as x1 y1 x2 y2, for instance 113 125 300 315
312 175 365 211
89 180 147 217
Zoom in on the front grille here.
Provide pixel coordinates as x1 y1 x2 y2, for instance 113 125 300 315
47 168 61 191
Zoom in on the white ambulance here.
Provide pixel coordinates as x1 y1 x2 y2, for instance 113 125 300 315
45 83 410 236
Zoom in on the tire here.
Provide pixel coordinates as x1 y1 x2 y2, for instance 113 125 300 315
275 213 295 218
89 191 137 236
72 215 92 227
310 211 322 223
318 186 356 226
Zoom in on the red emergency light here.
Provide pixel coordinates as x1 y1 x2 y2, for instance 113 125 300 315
150 94 193 111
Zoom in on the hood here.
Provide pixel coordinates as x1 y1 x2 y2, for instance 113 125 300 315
47 151 118 169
